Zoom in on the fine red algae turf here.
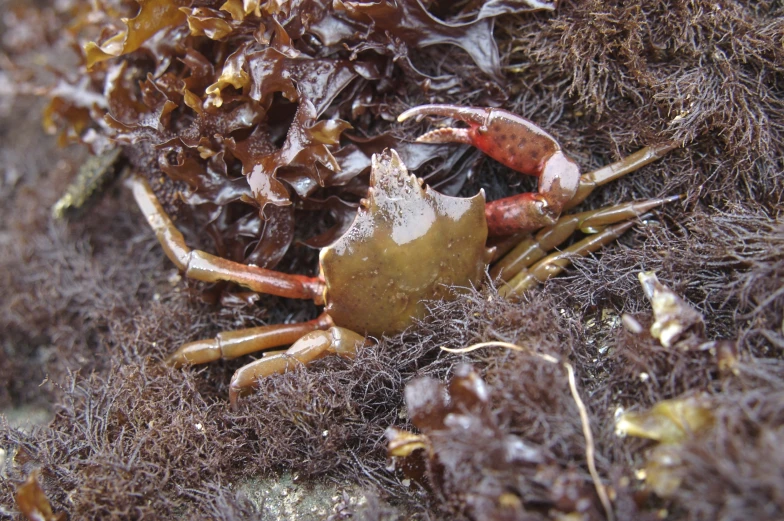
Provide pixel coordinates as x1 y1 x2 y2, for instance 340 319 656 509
1 0 783 519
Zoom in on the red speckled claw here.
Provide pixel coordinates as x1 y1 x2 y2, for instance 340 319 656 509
400 104 582 235
398 104 571 177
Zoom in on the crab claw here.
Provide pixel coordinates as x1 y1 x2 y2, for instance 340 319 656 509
399 104 581 235
399 105 573 178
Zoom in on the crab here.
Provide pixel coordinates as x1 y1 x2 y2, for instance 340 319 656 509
128 105 677 406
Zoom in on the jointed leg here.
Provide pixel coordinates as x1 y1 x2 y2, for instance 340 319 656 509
499 220 634 296
494 195 681 296
229 326 366 408
486 143 678 236
128 175 325 302
166 312 335 367
565 142 679 210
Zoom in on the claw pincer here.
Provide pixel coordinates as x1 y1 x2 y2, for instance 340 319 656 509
398 105 581 235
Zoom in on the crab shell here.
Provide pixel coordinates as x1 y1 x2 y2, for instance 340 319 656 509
319 150 494 337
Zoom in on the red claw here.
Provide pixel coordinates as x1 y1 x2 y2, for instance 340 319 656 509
399 104 581 235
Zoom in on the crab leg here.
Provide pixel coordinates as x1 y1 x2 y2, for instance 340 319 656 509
495 195 682 296
490 142 679 261
565 142 679 210
491 195 680 280
166 312 335 367
128 175 325 302
486 142 678 236
229 326 366 408
499 222 637 297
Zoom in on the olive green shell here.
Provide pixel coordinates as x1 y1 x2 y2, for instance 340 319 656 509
320 149 493 336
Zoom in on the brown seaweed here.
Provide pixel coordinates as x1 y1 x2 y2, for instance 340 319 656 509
388 364 605 520
43 0 532 269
